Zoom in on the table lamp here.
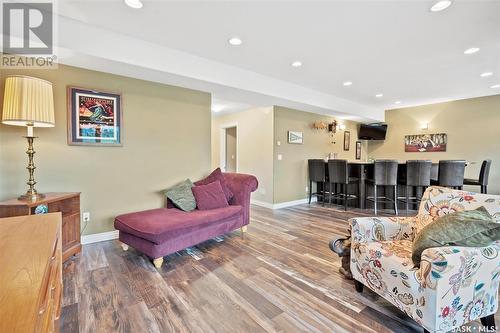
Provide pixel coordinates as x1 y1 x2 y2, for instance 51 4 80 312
2 75 55 201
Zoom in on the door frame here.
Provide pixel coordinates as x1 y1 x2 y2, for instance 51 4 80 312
219 122 239 172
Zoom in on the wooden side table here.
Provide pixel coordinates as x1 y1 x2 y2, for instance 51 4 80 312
0 192 81 262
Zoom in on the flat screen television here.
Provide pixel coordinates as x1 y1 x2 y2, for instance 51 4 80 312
358 124 388 140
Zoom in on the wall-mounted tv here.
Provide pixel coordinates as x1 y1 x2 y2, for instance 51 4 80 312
358 124 388 140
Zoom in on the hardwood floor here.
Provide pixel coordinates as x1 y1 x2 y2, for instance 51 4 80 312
59 204 476 333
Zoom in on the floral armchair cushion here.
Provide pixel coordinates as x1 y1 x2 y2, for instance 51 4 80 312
350 186 500 333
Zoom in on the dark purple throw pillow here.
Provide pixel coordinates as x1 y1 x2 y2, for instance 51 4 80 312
194 168 233 201
192 181 229 210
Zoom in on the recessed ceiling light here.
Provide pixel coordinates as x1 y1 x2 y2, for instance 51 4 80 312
343 81 353 86
394 101 402 105
430 0 452 12
211 105 224 112
480 72 493 78
228 37 242 46
491 84 500 89
291 61 302 67
464 47 480 55
124 0 143 9
375 93 383 98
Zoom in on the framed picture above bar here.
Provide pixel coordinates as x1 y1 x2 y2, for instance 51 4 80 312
344 131 350 151
67 86 122 146
405 133 447 152
355 141 362 160
288 131 303 144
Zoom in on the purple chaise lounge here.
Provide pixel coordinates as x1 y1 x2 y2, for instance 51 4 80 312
114 172 258 268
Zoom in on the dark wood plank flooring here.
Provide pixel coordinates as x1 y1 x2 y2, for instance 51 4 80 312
59 204 481 333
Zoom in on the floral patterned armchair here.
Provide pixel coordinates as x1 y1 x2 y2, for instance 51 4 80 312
350 186 500 333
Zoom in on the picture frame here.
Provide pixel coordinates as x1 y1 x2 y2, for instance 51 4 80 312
343 131 350 151
355 141 362 160
67 86 122 146
404 133 447 152
288 131 303 144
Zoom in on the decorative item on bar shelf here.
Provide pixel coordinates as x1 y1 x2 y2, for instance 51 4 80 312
404 133 447 152
1 76 55 201
287 131 303 144
67 86 122 146
355 141 362 160
343 131 350 151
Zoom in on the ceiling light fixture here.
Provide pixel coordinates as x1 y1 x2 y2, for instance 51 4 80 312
291 61 302 67
124 0 143 9
464 47 480 55
491 84 500 89
375 93 383 98
343 81 353 86
228 37 242 46
480 72 493 78
430 0 452 12
211 105 224 112
394 101 402 105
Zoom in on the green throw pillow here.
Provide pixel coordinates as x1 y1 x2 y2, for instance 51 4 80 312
412 206 500 267
164 179 196 212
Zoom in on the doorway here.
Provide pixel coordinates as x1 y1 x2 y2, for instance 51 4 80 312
220 124 238 172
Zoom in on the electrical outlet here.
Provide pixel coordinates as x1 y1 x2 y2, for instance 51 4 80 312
82 212 90 222
277 154 283 160
305 186 309 193
260 188 266 195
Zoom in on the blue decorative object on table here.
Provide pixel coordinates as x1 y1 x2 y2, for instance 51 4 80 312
34 204 48 214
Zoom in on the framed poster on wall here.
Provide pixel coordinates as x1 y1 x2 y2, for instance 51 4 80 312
344 131 350 151
355 141 362 160
404 133 446 152
67 86 122 146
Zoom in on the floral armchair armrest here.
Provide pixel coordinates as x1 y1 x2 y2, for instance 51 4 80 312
349 216 416 245
416 242 500 332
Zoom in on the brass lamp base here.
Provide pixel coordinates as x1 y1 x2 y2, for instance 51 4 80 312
18 135 45 202
18 191 45 202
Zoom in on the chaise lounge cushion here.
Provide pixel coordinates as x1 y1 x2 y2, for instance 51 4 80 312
194 168 233 201
115 205 242 244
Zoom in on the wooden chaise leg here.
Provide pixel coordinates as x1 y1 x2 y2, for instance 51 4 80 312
120 242 129 251
354 280 364 293
480 314 496 330
241 226 248 234
153 257 164 269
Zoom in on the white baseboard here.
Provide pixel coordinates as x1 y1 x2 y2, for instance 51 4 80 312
81 230 119 245
251 197 317 210
250 199 274 209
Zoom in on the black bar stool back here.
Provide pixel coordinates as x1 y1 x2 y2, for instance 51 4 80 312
327 159 358 210
308 159 326 205
398 160 431 215
366 160 398 215
438 160 466 189
464 159 492 193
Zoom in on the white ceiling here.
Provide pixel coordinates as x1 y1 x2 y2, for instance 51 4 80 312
53 0 500 120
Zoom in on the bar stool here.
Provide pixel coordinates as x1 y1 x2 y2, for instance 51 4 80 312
327 160 358 211
436 160 466 190
308 159 326 205
464 159 491 193
366 160 399 216
398 160 431 215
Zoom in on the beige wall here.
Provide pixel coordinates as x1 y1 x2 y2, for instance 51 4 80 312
273 106 367 203
368 94 500 194
211 107 274 203
225 127 237 172
0 64 211 235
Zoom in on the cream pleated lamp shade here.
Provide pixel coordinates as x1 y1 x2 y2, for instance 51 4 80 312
2 75 55 127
